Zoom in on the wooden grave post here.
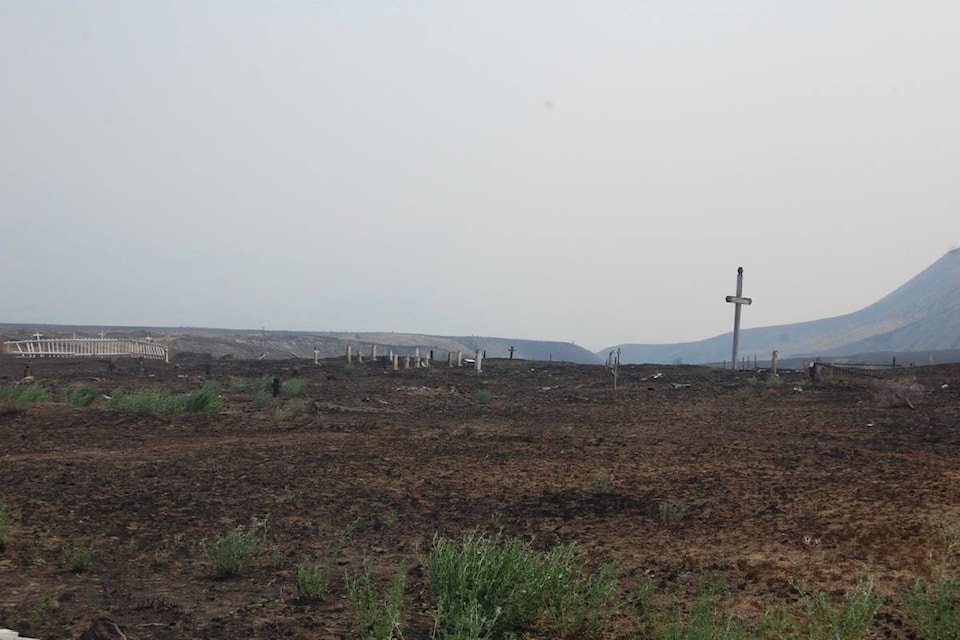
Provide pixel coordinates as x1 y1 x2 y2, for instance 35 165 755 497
725 267 752 371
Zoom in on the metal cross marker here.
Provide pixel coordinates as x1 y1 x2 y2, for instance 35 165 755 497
725 267 752 370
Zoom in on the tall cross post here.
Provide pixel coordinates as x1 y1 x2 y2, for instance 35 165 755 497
725 267 752 371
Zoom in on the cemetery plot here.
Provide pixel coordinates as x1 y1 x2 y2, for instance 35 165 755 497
0 356 958 639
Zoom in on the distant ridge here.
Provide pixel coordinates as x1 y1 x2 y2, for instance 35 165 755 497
606 249 960 364
4 251 956 366
0 325 600 364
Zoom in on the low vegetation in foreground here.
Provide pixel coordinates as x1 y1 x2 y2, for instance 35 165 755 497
2 360 958 639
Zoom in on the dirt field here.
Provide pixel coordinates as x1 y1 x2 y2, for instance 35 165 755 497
1 356 958 639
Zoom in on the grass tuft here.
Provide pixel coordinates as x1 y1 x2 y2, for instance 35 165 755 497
794 577 881 640
203 518 267 579
109 386 222 414
651 578 749 640
29 595 54 629
903 573 960 640
659 501 690 529
0 503 13 551
282 378 308 398
68 385 99 407
591 468 614 493
0 383 52 405
63 544 93 573
347 563 407 640
428 530 618 638
296 559 336 602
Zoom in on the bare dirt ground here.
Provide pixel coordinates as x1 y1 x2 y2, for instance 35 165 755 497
1 356 958 639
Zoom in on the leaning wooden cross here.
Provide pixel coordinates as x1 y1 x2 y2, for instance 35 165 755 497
725 267 752 370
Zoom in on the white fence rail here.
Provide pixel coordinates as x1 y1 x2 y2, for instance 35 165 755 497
3 338 168 362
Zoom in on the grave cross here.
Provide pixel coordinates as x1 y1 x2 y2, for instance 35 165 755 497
725 267 752 371
508 346 516 360
33 331 43 341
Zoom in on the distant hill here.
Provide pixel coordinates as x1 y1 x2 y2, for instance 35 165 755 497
606 249 960 365
0 325 600 364
5 251 957 366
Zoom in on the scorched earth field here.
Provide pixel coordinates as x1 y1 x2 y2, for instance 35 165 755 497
1 356 958 639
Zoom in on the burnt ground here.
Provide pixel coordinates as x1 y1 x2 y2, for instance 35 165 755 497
1 356 959 638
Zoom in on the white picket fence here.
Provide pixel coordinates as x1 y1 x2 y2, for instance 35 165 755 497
3 338 168 362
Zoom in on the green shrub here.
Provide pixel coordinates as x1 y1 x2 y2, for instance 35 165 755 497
204 519 266 578
0 503 13 551
428 531 618 639
228 377 248 393
474 390 491 404
347 563 407 640
794 577 881 640
63 544 93 572
282 378 308 398
903 573 960 640
68 385 99 407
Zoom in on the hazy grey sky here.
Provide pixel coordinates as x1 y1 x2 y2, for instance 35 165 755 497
2 2 957 351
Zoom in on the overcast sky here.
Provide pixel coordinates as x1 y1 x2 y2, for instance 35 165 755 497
2 2 957 351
